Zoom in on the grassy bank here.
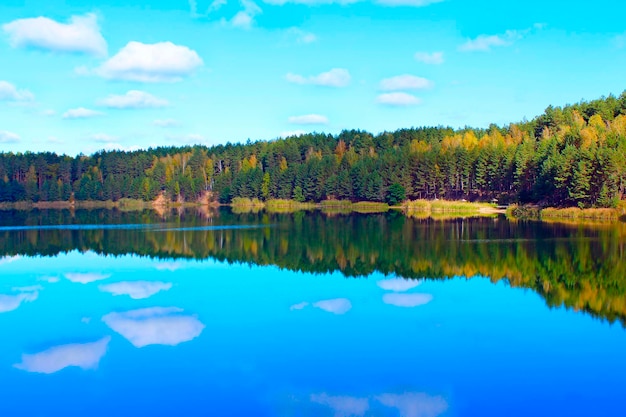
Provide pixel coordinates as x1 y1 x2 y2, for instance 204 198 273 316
508 202 626 223
403 199 499 218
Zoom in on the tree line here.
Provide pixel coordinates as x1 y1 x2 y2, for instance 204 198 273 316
1 92 626 207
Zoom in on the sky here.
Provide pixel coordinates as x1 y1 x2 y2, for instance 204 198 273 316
0 0 625 155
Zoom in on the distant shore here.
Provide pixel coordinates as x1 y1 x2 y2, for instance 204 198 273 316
2 198 625 224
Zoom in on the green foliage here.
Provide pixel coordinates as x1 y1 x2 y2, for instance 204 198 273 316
292 185 305 202
386 183 406 206
0 92 625 208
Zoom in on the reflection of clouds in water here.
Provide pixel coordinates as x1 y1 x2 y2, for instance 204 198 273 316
0 291 38 313
102 307 204 348
65 272 111 284
383 293 433 308
0 255 20 265
306 392 448 417
290 302 309 310
375 392 448 417
155 261 184 271
14 337 110 374
38 275 60 283
377 278 422 292
310 393 369 417
12 285 44 292
99 281 172 299
313 298 352 315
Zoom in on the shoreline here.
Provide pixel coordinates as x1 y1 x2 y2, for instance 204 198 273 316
1 199 623 224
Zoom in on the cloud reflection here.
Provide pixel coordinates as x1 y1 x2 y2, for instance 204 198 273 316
99 281 172 299
0 292 38 313
382 293 433 308
14 337 110 374
38 275 60 283
155 261 184 271
0 255 20 265
377 278 422 292
310 393 369 417
375 392 448 417
290 302 309 310
313 298 352 315
102 307 204 348
65 272 111 284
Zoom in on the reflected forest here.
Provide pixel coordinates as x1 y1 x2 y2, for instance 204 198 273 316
2 208 625 326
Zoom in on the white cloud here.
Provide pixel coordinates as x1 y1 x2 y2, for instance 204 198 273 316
286 27 317 44
380 75 433 91
286 68 351 87
190 0 228 16
62 107 104 119
265 0 439 5
310 393 369 416
377 92 421 106
375 392 448 417
90 133 119 143
288 114 328 125
64 272 111 284
374 0 442 6
414 51 444 65
96 41 203 82
98 90 169 109
0 81 34 101
2 13 106 56
263 0 359 5
289 301 309 310
153 118 180 128
14 337 110 374
41 109 56 117
280 130 307 138
382 293 433 307
103 307 205 348
459 30 523 52
99 281 172 299
377 278 422 292
313 298 352 314
0 292 38 313
166 133 206 145
230 0 262 29
0 131 21 143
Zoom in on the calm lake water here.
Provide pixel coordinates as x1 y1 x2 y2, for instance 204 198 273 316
0 208 625 416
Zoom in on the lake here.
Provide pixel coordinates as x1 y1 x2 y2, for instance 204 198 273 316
0 208 625 416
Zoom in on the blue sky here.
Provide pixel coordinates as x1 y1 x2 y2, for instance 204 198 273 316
0 0 625 155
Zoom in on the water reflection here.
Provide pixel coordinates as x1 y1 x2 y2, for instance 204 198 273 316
102 307 204 347
313 298 352 315
293 391 448 417
99 281 172 299
382 293 434 308
0 291 38 313
377 278 423 292
310 393 369 417
1 208 625 325
64 272 111 284
375 392 448 417
0 255 20 265
14 337 110 374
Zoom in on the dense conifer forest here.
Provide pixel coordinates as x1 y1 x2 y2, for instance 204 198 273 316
1 92 625 207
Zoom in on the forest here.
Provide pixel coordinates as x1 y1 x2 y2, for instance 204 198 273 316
1 92 626 208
